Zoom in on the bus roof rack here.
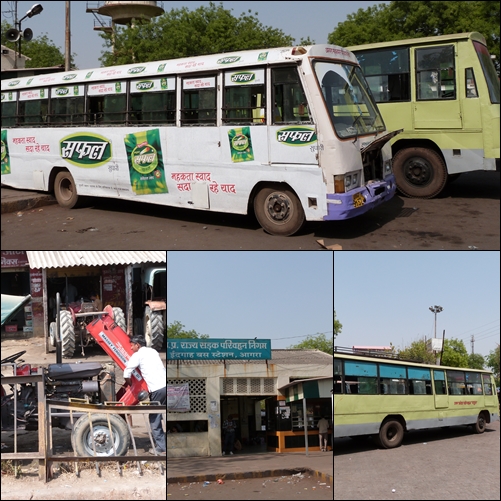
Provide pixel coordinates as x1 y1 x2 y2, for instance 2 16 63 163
334 346 423 363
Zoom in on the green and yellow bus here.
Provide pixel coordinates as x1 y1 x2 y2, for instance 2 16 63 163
334 348 499 448
348 32 500 198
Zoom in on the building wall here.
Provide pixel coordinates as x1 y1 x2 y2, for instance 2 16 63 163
167 358 332 457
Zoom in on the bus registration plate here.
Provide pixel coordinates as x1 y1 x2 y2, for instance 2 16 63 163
352 193 365 208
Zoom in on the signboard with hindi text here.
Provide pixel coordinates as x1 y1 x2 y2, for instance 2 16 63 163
167 338 271 360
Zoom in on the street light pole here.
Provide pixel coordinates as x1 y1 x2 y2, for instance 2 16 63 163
429 305 443 338
13 3 44 69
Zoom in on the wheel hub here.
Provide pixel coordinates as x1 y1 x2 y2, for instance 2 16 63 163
405 158 432 185
266 193 291 221
87 426 114 454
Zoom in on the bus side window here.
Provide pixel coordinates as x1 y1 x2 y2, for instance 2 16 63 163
1 100 17 127
181 76 217 126
433 370 446 395
223 86 266 125
51 96 85 126
356 47 410 103
416 45 456 101
19 98 48 126
272 66 311 124
223 69 266 125
482 374 493 395
131 91 176 125
465 68 478 98
103 94 126 124
88 95 104 125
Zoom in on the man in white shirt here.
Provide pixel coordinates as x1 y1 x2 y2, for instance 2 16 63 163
124 336 166 455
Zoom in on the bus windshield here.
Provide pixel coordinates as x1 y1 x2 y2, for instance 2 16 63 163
473 41 500 104
314 61 385 138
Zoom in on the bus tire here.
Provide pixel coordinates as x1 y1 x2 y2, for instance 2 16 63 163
473 412 487 434
378 419 404 448
54 171 80 208
254 185 305 236
392 147 447 198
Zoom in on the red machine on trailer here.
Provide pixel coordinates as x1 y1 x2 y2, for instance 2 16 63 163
1 297 153 457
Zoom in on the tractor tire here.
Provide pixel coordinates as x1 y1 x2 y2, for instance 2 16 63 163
144 306 164 351
49 321 57 347
71 413 130 457
134 317 144 337
111 307 127 333
59 310 76 358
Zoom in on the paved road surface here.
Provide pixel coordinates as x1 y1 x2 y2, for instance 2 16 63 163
334 420 500 500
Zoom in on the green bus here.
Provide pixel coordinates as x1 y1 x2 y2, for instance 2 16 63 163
348 32 500 198
334 348 499 448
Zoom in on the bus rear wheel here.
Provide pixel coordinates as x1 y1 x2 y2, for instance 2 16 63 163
378 419 404 449
54 171 80 208
473 413 487 434
254 185 305 236
392 147 447 198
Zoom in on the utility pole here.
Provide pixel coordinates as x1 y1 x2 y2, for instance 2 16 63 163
65 1 71 71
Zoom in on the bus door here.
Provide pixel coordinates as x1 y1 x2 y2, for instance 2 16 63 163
413 44 462 129
433 370 448 409
269 66 318 165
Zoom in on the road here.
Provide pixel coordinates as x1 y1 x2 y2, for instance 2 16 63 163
334 420 500 500
1 170 498 249
167 475 333 500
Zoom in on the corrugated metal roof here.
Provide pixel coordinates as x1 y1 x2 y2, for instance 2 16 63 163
26 251 165 269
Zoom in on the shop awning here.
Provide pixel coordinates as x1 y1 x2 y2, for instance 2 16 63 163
26 251 165 269
1 294 32 326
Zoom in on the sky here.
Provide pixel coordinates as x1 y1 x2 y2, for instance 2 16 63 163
334 251 500 362
167 251 333 350
1 1 385 70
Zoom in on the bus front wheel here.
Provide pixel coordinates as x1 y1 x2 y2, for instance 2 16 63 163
54 171 80 209
378 419 404 449
392 147 447 198
254 185 305 236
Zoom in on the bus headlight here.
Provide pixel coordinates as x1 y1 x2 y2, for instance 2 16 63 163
335 171 362 193
384 159 392 177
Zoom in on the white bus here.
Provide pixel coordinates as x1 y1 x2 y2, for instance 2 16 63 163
1 45 398 236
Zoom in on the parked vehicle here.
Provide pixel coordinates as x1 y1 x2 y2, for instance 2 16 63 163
133 266 165 351
49 299 126 358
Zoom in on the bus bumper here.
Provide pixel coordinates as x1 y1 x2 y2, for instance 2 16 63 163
324 175 396 221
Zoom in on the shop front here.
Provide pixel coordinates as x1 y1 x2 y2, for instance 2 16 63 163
1 251 166 351
268 377 333 452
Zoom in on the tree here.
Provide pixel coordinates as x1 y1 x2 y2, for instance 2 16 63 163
99 2 295 66
485 345 500 386
398 339 436 364
440 338 470 368
334 310 342 341
288 332 333 355
1 21 73 68
468 352 486 370
329 1 500 72
167 320 207 339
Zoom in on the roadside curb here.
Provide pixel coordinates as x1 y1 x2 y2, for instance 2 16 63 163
1 192 57 214
167 466 333 486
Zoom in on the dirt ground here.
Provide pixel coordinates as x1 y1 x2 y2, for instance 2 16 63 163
1 334 166 499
